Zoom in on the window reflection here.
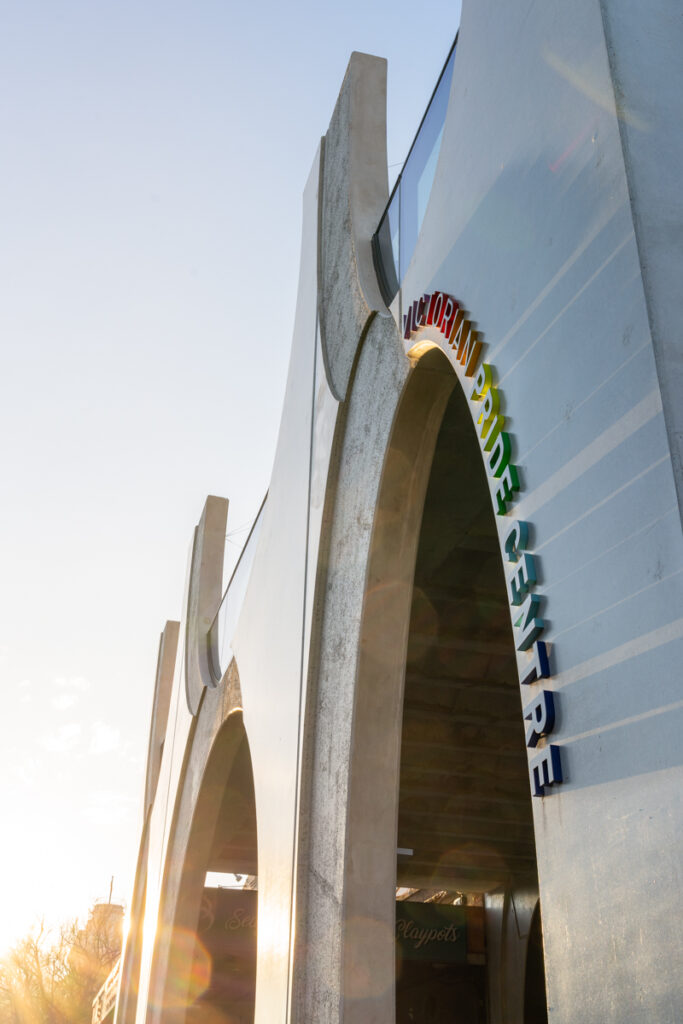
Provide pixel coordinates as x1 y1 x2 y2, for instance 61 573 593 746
373 38 457 305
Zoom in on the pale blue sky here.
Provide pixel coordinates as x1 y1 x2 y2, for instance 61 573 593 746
0 0 461 950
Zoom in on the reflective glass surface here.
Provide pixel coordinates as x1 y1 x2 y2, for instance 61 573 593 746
374 189 400 302
373 39 457 304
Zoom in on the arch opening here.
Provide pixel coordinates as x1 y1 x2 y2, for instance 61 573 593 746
154 713 258 1024
344 347 548 1023
395 369 544 1022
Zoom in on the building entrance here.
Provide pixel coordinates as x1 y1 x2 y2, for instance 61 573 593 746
150 713 258 1024
395 897 487 1023
391 355 548 1022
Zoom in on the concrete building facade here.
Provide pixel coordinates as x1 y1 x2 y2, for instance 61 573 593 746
111 2 683 1022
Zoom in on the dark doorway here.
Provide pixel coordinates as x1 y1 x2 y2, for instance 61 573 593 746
524 904 549 1024
395 367 545 1022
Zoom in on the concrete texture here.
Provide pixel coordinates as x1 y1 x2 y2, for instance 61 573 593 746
293 313 410 1022
144 621 179 814
114 822 149 1024
319 51 390 400
184 496 228 715
146 693 249 1023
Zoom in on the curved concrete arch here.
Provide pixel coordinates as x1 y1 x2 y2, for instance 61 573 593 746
292 311 410 1021
318 51 391 401
295 317 545 1020
185 496 229 715
292 312 460 1018
341 345 458 1022
145 621 180 816
146 663 256 1024
115 818 150 1024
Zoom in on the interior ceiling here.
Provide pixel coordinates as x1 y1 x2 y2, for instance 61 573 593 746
397 382 537 894
209 734 259 877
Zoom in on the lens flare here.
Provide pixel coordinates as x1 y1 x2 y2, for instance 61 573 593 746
151 926 211 1009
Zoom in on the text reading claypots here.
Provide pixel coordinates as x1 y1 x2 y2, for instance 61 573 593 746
403 290 562 797
396 919 462 951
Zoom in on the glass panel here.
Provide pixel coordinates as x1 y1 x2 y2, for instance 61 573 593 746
399 43 455 279
373 187 401 302
372 39 457 306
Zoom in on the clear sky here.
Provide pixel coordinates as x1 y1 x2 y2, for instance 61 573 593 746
0 0 461 954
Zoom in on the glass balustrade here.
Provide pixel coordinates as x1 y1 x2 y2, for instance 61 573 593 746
373 37 457 305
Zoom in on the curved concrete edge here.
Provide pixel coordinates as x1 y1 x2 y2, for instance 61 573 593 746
319 51 390 401
347 53 391 318
145 692 247 1023
113 814 150 1024
218 655 243 709
144 620 180 814
292 312 410 1021
184 495 228 715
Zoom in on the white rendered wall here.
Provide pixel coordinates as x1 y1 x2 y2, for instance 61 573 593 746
398 1 683 1019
